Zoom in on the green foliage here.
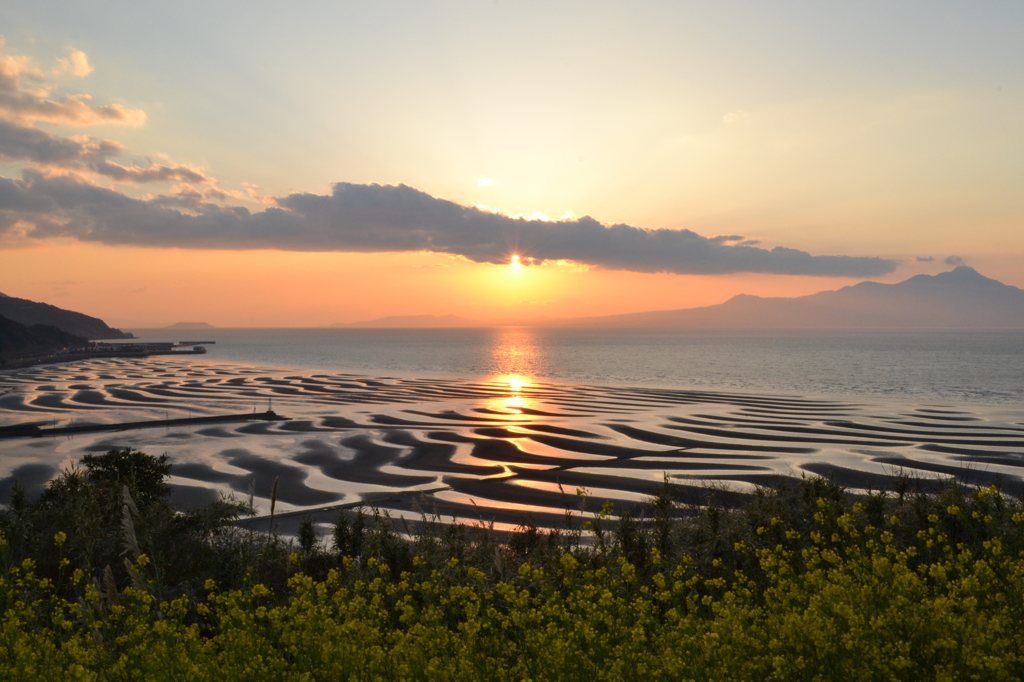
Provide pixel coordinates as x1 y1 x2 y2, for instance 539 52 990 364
332 506 366 558
3 450 1024 678
297 515 317 554
0 449 253 601
79 448 171 510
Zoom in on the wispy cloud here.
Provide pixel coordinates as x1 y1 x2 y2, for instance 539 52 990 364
0 119 212 184
55 49 93 78
722 109 750 123
0 42 221 194
0 118 121 164
0 47 145 126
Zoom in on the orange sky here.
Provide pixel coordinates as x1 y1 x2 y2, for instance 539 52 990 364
1 5 1023 327
3 242 1017 328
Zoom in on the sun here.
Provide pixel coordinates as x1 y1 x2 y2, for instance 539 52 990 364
510 254 521 269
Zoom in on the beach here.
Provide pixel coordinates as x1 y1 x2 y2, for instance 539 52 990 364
2 355 1021 534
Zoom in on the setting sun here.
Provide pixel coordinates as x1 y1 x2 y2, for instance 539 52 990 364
510 254 521 269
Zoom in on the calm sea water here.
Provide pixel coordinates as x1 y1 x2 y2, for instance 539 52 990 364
125 328 1024 406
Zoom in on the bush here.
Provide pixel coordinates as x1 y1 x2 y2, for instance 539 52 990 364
2 449 1024 679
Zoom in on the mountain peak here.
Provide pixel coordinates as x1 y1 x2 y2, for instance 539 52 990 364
896 266 1008 289
930 266 1008 287
549 266 1024 329
943 265 985 279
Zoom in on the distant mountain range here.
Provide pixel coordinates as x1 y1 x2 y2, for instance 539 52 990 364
0 294 132 339
546 267 1024 329
6 266 1016 337
334 267 1024 329
333 314 481 328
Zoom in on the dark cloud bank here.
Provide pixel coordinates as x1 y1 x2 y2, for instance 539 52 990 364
0 173 897 277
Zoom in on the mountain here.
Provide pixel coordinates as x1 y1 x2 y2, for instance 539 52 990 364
166 322 215 329
549 267 1024 329
0 295 132 339
333 314 482 328
0 314 90 360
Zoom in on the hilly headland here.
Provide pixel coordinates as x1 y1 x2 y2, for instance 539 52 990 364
0 293 132 339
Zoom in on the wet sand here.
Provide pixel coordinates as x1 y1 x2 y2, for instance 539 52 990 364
1 357 1022 530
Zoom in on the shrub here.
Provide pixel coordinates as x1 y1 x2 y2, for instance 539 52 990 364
2 449 1024 678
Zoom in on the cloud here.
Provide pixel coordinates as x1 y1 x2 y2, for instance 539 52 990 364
55 49 93 78
916 256 934 262
707 234 762 247
723 109 750 123
0 118 122 164
0 119 212 184
0 174 898 277
0 43 898 279
91 160 210 184
944 255 965 267
708 234 745 245
0 45 198 185
0 44 145 126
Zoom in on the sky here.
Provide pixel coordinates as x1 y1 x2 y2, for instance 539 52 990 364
0 1 1021 327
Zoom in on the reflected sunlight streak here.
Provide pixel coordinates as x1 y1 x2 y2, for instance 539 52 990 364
484 327 543 413
486 373 534 413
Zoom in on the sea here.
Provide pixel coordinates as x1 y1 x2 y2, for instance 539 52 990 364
3 327 1021 522
128 327 1024 406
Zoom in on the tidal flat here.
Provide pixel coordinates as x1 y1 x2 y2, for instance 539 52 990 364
1 357 1022 534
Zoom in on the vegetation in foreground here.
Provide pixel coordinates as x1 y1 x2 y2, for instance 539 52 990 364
1 449 1024 680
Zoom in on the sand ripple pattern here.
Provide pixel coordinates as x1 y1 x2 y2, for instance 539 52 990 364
1 358 1022 530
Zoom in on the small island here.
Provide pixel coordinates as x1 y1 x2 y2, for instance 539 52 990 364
165 321 216 329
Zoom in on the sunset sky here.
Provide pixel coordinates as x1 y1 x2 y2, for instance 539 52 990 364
1 1 1021 327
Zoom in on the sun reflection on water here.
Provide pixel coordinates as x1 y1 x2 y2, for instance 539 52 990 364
486 373 535 413
484 327 543 414
498 374 529 392
489 327 539 376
